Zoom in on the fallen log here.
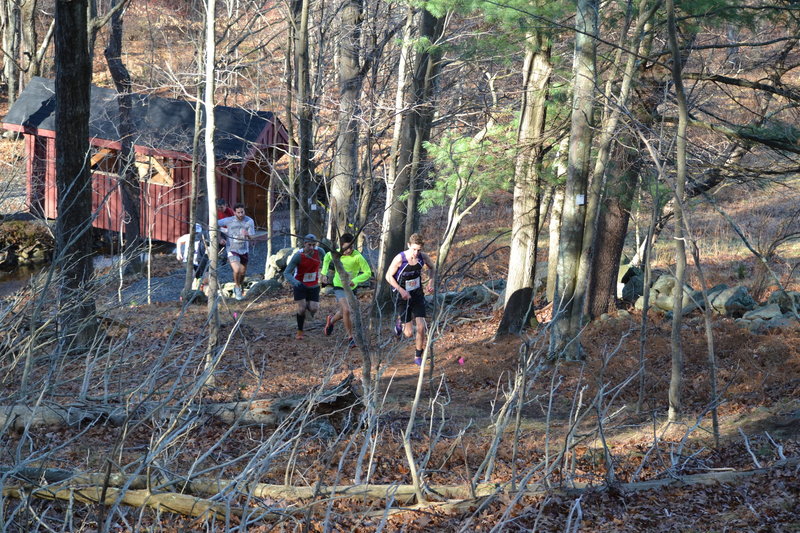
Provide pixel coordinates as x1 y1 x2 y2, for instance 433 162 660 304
2 458 796 521
1 485 277 521
0 376 360 430
196 374 359 426
1 465 497 504
0 404 128 431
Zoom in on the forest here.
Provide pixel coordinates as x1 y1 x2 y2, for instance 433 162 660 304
0 0 799 530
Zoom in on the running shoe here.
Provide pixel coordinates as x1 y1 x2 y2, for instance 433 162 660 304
234 286 243 300
394 317 403 337
296 330 304 340
414 356 422 366
324 315 335 336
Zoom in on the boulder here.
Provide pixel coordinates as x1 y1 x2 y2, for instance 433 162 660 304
635 274 696 313
265 247 297 280
742 304 784 321
617 263 643 298
246 279 284 298
709 285 757 317
652 293 675 312
737 315 795 334
180 289 207 305
651 274 677 295
767 290 800 315
621 274 644 303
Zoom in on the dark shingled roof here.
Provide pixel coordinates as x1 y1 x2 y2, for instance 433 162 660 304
3 77 276 160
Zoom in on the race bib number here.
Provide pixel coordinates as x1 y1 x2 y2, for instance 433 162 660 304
303 272 317 283
405 277 421 291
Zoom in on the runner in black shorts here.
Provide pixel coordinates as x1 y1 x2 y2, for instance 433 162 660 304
385 233 436 365
284 234 325 340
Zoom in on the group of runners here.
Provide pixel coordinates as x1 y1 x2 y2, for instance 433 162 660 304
284 231 435 365
178 201 436 364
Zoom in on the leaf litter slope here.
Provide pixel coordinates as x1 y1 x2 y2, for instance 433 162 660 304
3 221 799 530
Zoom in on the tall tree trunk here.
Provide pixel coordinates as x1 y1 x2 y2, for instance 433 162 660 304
330 0 364 234
587 158 638 318
579 0 656 319
550 0 597 360
104 0 142 274
19 0 37 86
294 0 313 243
497 32 551 337
374 6 414 312
204 0 220 384
546 138 569 303
3 0 20 105
285 0 298 245
666 0 687 422
184 84 204 293
404 9 443 240
54 0 96 352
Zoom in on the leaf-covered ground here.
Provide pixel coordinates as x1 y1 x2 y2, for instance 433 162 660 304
3 241 799 530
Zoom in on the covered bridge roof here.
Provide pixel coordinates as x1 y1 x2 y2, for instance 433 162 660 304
3 76 285 161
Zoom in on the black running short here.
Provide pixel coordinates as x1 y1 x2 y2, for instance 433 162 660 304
293 284 320 302
397 289 426 323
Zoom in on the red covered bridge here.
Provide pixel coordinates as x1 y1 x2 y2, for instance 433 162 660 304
2 77 289 243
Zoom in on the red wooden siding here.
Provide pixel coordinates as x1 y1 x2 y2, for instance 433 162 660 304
25 134 47 217
92 173 123 233
216 164 240 211
11 113 288 244
141 158 192 243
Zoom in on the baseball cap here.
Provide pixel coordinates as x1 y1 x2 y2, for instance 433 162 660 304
303 233 318 242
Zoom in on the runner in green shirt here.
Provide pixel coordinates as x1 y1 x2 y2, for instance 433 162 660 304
321 233 372 347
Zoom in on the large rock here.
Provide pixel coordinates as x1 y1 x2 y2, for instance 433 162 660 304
742 304 784 321
617 263 643 298
709 285 757 317
635 274 695 313
651 274 676 295
265 247 297 280
246 279 284 298
677 284 728 315
621 274 644 303
737 315 795 334
180 289 207 305
767 290 800 314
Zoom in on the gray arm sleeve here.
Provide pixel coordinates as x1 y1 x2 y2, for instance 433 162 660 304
284 253 301 284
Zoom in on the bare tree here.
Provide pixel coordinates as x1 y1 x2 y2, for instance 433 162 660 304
550 0 598 360
329 0 365 234
53 0 96 352
497 31 552 336
666 0 687 422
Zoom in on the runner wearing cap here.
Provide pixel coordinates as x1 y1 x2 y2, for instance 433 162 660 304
321 233 372 348
284 234 325 340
